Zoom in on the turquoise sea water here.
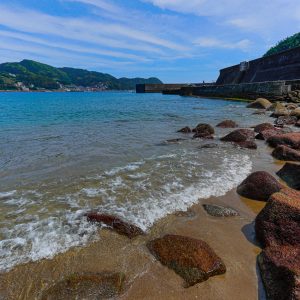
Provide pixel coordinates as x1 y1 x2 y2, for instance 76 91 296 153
0 91 263 272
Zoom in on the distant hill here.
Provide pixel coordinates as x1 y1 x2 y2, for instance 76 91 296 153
264 32 300 57
0 59 162 91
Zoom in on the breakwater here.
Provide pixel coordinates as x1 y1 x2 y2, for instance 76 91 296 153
136 83 188 93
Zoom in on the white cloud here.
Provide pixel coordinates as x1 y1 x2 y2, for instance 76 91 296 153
194 37 251 50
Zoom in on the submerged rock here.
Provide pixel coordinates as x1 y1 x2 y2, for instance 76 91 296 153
177 126 192 133
234 140 257 149
220 129 255 143
272 145 300 161
247 98 272 109
276 163 300 190
175 208 196 218
192 123 214 139
203 204 239 217
216 120 238 128
255 188 300 247
267 132 300 149
86 213 144 238
254 123 274 133
41 272 125 300
237 171 281 201
198 143 219 149
165 138 186 144
147 234 226 287
258 246 300 300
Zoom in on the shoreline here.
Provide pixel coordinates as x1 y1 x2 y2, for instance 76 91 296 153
0 98 299 299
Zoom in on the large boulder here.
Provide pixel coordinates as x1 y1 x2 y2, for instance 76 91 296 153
41 272 125 300
291 107 300 118
86 213 144 238
270 108 289 118
258 246 300 300
237 171 282 201
267 102 285 112
256 129 282 140
147 234 226 287
255 188 300 247
276 163 300 190
202 204 239 217
177 126 192 133
247 98 272 109
254 123 274 133
267 132 300 149
272 145 300 161
192 124 214 139
220 129 255 143
216 120 238 128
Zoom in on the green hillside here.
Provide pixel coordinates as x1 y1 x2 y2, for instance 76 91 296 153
264 32 300 56
0 59 162 91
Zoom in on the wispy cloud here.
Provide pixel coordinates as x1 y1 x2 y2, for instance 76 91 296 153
194 37 251 51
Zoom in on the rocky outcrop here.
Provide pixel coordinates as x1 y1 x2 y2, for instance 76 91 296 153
177 126 192 133
258 246 300 300
272 145 300 161
247 98 272 109
220 129 255 143
147 234 226 287
254 123 274 133
216 120 238 128
276 163 300 190
267 132 300 149
41 272 125 300
192 124 214 139
255 188 300 247
202 204 239 217
237 171 282 201
86 213 144 238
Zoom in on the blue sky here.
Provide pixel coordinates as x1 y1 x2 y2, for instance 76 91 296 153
0 0 299 82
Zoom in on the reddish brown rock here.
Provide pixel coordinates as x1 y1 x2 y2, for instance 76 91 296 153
254 123 274 133
256 129 281 140
237 171 282 201
272 145 300 161
220 129 255 143
147 234 226 287
276 163 300 190
258 246 300 300
86 213 144 238
177 126 192 133
267 132 300 149
296 120 300 127
234 141 257 149
41 272 125 300
255 188 300 247
216 120 238 128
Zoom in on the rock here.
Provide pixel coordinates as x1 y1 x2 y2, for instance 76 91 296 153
202 204 239 217
276 163 300 190
220 129 255 143
41 272 125 300
255 129 281 140
237 171 282 201
272 145 300 161
165 138 186 144
216 120 238 128
247 98 272 109
255 188 300 247
252 110 266 115
86 213 144 238
267 102 286 112
147 234 226 287
267 132 300 149
275 115 298 126
254 123 274 133
296 120 300 127
286 103 298 110
270 108 289 118
258 246 300 300
193 133 214 139
291 107 300 118
177 126 192 133
192 123 215 135
234 140 257 149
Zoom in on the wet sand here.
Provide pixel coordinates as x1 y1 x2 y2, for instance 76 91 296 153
0 138 288 300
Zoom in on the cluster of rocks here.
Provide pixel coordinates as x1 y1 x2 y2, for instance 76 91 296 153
281 90 300 103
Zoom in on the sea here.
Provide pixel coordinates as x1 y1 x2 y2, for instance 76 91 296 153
0 91 263 272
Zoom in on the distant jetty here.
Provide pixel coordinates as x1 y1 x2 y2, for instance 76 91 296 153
137 46 300 103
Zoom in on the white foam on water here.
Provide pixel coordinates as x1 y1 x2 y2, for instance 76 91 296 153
0 151 252 273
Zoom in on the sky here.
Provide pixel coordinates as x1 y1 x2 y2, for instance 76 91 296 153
0 0 299 82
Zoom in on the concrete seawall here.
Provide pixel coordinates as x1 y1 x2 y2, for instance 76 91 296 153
136 84 188 93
